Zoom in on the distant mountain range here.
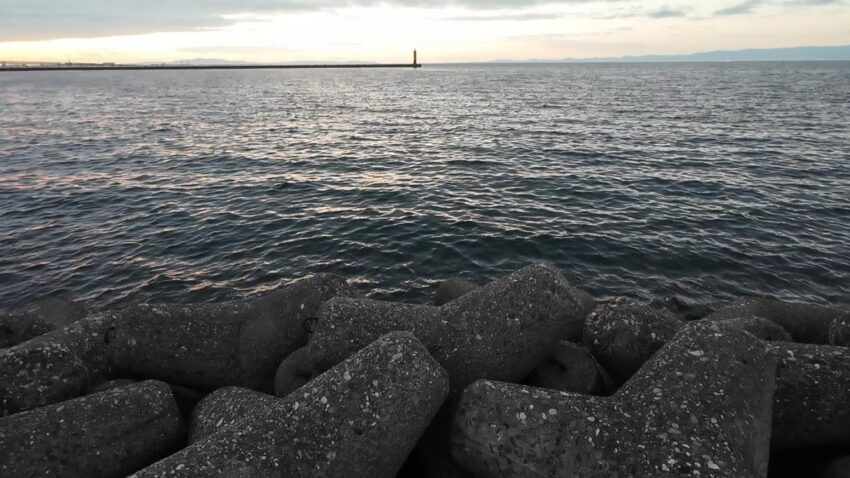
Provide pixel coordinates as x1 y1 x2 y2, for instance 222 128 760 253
492 44 850 63
138 45 850 67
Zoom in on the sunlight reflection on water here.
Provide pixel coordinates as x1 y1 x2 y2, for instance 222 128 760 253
0 62 849 309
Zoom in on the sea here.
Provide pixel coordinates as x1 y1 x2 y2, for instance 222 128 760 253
1 62 849 312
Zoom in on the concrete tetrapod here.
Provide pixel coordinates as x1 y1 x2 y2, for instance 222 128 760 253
0 297 88 348
278 265 589 397
132 332 448 478
0 311 119 416
108 274 357 391
0 380 184 478
769 341 850 450
452 321 776 478
706 297 847 344
583 299 684 383
717 316 792 342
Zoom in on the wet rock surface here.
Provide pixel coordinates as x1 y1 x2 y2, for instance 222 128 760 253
527 340 615 395
108 274 357 392
132 332 448 478
706 297 845 344
769 342 850 450
302 265 590 397
0 297 88 348
434 278 479 306
0 380 184 478
583 299 684 383
452 321 776 477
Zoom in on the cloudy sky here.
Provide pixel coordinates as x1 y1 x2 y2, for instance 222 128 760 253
0 0 848 62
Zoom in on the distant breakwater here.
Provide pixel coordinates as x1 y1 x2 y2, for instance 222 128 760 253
0 63 422 72
1 264 849 477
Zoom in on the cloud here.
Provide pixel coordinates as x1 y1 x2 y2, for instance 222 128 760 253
0 1 305 41
714 0 763 15
0 0 620 41
1 0 846 42
647 6 688 17
783 0 845 4
713 0 847 16
596 5 690 19
444 12 563 21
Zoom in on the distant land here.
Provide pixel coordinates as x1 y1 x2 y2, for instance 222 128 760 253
492 44 850 63
50 44 849 68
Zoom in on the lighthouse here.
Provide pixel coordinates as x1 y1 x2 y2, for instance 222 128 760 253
413 49 420 67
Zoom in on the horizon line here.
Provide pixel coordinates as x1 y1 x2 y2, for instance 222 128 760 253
3 43 850 66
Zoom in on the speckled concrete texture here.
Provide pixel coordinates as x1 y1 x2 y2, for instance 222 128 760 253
189 386 276 443
132 332 448 478
769 342 850 450
0 341 88 416
451 321 776 478
304 264 590 397
32 311 118 380
583 299 684 383
89 378 139 393
0 311 121 415
107 302 253 390
0 380 184 478
108 274 357 391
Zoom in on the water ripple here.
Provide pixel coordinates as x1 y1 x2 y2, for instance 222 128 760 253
1 62 849 310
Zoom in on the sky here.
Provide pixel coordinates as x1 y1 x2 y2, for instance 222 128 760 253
0 0 849 63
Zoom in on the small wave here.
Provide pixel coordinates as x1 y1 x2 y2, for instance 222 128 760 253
0 63 848 308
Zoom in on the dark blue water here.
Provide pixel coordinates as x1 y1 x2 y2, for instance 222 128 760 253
1 62 849 310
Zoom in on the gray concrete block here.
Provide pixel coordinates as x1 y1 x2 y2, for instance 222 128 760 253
108 274 357 391
300 265 590 397
0 380 184 478
452 321 776 478
132 332 448 478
